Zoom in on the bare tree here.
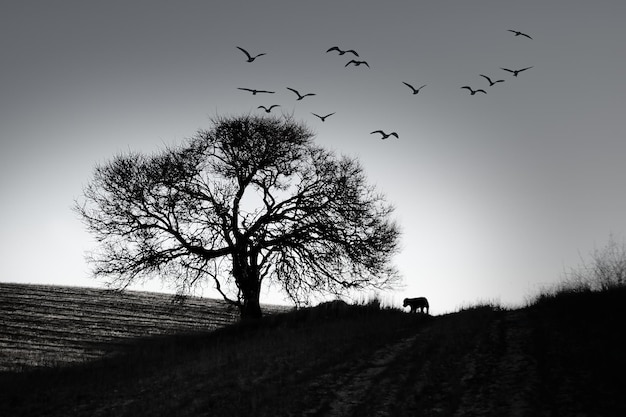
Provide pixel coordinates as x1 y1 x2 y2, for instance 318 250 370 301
75 115 401 319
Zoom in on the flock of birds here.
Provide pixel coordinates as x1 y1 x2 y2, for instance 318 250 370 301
234 29 534 140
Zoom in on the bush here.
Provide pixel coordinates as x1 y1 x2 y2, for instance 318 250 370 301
529 235 626 306
567 235 626 291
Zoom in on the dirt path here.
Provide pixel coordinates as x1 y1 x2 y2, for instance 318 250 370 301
300 309 541 417
304 331 427 416
452 310 540 417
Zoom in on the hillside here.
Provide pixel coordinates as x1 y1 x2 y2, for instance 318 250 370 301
1 283 625 416
0 283 288 371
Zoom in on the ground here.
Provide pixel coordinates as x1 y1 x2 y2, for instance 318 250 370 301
1 284 625 416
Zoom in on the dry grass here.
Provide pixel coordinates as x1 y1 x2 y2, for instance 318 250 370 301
2 283 626 416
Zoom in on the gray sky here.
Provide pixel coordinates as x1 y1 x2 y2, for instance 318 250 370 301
2 0 626 313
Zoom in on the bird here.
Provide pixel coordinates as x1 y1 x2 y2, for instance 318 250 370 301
500 66 533 77
370 130 399 140
402 82 426 94
461 86 487 95
286 87 316 100
326 46 359 57
312 112 335 122
236 46 266 62
479 74 505 86
345 60 370 68
507 29 533 39
237 87 275 95
258 105 280 113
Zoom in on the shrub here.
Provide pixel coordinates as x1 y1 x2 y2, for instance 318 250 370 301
567 234 626 291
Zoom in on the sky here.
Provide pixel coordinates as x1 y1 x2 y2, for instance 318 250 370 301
1 0 626 314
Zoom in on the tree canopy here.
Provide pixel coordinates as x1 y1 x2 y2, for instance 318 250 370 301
76 115 401 319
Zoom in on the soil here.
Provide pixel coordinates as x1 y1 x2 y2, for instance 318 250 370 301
298 309 542 417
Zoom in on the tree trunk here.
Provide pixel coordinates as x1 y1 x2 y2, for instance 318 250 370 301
240 290 262 320
232 249 263 320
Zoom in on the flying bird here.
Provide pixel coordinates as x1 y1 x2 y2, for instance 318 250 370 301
461 86 487 95
370 130 399 140
479 74 505 86
286 87 316 100
500 66 533 77
236 46 267 62
402 82 426 94
507 30 533 39
345 60 370 68
326 46 359 57
258 105 280 113
237 87 275 95
312 112 335 122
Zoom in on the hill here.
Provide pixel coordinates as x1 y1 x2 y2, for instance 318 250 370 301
1 283 626 416
0 283 243 371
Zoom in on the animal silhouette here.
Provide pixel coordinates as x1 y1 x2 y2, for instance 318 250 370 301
286 87 316 100
479 74 505 86
507 30 533 39
370 130 399 139
500 66 533 77
236 46 266 62
345 60 370 68
326 46 359 57
461 86 487 95
237 87 275 95
312 112 335 122
258 105 280 113
402 82 426 94
403 297 429 314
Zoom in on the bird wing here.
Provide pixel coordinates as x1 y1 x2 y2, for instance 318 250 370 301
363 61 370 67
390 132 399 138
345 60 357 66
257 105 267 110
312 113 322 119
479 74 492 83
326 46 341 53
521 33 533 39
402 81 415 90
324 112 335 118
260 90 275 94
303 93 316 97
477 89 487 94
500 68 515 73
286 87 300 96
345 50 359 57
418 84 426 90
269 104 280 109
370 130 384 135
238 87 253 92
461 86 472 90
519 66 533 72
253 52 267 58
236 46 252 59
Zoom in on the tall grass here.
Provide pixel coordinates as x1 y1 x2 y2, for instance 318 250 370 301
530 235 626 305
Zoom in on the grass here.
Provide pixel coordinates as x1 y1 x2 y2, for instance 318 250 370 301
0 289 429 416
2 282 626 416
527 285 626 415
0 282 243 371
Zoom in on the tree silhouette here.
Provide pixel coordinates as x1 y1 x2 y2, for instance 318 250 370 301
75 115 401 319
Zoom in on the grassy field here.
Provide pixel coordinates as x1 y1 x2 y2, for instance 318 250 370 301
0 283 250 371
1 283 626 416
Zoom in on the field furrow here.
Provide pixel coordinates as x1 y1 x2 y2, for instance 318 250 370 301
0 283 245 371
